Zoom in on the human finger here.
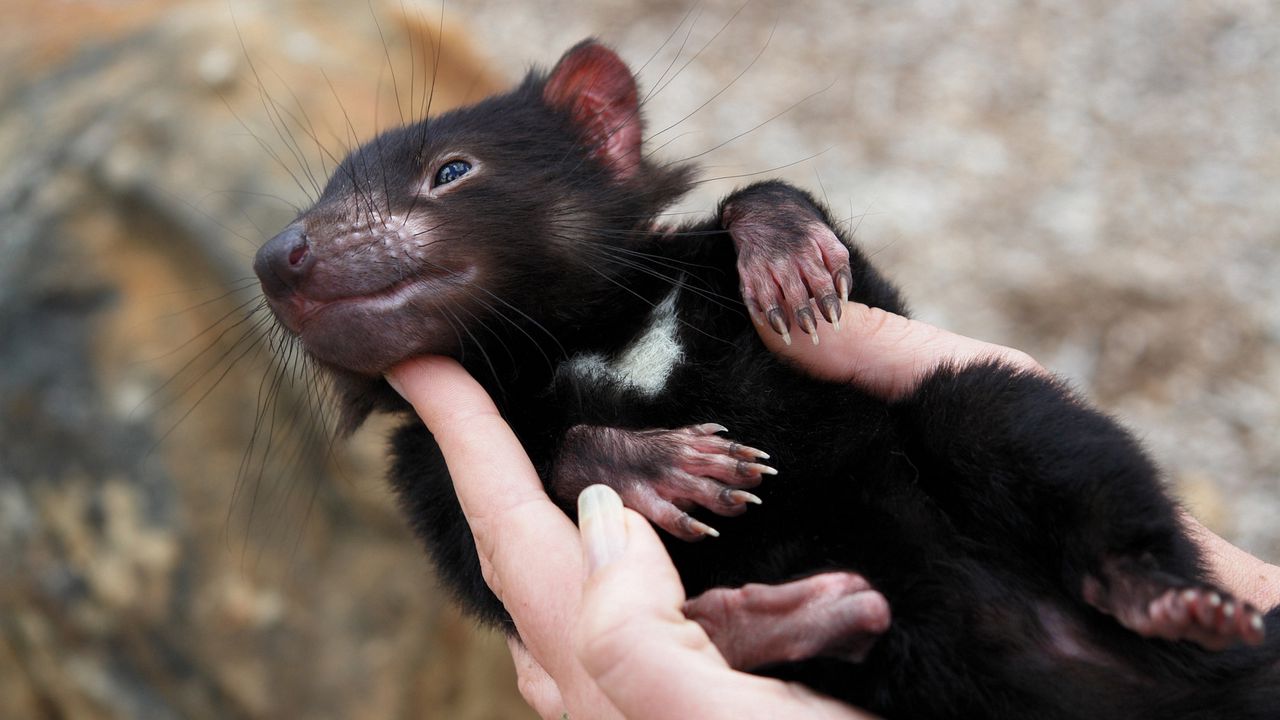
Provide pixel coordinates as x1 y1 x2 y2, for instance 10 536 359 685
755 300 1043 400
385 357 593 694
386 355 579 596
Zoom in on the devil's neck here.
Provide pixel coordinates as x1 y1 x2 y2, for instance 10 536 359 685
460 252 680 407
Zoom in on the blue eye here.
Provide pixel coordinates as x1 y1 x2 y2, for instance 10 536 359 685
434 160 472 187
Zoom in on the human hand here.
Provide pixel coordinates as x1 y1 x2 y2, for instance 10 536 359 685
386 356 876 719
753 301 1280 610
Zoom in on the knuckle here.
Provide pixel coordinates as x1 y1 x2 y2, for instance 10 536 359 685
1002 348 1044 374
478 558 503 599
856 305 900 336
676 512 696 533
514 672 547 709
717 486 737 506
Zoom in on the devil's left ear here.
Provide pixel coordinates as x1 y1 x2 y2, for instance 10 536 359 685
543 40 642 181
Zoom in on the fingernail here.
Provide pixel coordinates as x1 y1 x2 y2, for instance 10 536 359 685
384 372 405 398
579 484 627 573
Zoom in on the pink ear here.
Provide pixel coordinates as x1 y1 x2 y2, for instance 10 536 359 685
543 41 642 181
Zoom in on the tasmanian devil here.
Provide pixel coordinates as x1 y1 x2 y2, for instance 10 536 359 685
252 39 1280 718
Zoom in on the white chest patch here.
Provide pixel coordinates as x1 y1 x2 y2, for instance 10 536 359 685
566 287 684 397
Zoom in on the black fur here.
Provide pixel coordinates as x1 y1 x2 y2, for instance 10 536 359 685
267 44 1280 719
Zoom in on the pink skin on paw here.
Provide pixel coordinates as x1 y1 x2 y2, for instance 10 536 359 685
724 199 852 345
552 423 775 542
1143 588 1266 650
1083 571 1266 651
683 571 891 671
620 424 775 541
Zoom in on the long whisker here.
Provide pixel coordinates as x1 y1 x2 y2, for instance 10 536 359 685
663 81 833 167
692 148 831 185
577 257 735 347
148 310 275 452
574 242 743 313
646 18 772 143
647 0 755 103
135 297 272 414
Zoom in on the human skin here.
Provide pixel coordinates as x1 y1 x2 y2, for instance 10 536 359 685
386 300 1280 720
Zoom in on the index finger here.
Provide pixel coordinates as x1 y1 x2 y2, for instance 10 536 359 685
757 300 1043 399
385 356 585 669
388 356 559 534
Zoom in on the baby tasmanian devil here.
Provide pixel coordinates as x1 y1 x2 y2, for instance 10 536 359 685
253 40 1280 718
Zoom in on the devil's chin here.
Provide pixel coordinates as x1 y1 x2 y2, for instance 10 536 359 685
292 305 462 376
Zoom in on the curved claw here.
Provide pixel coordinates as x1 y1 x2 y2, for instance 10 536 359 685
796 306 819 345
819 293 843 330
685 516 720 539
766 307 792 345
555 423 777 543
834 266 852 302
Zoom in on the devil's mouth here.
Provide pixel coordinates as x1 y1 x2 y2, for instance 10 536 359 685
267 265 477 334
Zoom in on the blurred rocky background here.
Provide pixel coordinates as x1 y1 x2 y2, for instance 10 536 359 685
1 0 1276 718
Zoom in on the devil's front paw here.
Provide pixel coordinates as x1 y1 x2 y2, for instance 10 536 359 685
723 187 852 346
552 423 775 541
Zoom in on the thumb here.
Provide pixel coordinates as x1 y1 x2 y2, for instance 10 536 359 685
573 485 875 719
755 300 1042 399
573 485 736 718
